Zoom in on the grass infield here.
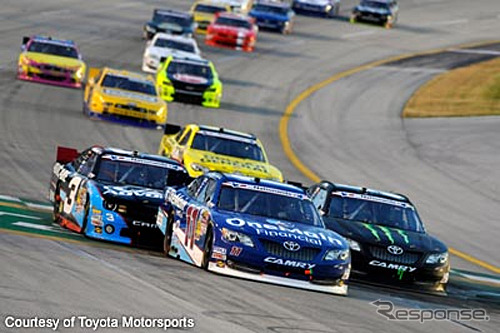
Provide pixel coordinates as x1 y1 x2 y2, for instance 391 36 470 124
403 57 500 118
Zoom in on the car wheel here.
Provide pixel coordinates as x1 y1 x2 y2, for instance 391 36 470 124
163 211 174 256
384 20 393 29
201 228 213 270
80 197 90 235
52 182 62 223
350 15 357 23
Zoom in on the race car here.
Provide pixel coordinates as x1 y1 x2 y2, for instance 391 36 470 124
157 172 351 295
143 9 196 40
17 35 86 88
205 12 258 52
216 0 255 14
292 0 340 18
156 56 222 108
142 33 201 74
249 1 295 34
83 67 167 128
205 12 258 51
350 0 399 28
49 146 190 248
190 0 231 34
308 181 450 291
158 124 284 181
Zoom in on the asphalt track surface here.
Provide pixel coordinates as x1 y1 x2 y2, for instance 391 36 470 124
1 0 500 332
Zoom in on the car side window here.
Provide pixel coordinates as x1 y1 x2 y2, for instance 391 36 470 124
78 153 98 176
179 129 192 146
186 176 204 198
196 178 217 204
311 187 328 212
72 149 90 171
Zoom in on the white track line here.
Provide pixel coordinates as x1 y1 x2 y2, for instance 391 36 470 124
447 48 500 56
371 66 446 74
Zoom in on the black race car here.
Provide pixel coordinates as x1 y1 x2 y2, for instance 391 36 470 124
350 0 399 28
49 146 190 248
143 9 196 40
308 181 450 291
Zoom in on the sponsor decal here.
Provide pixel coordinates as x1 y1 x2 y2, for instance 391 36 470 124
102 88 157 103
222 182 305 199
172 73 208 85
379 226 395 244
396 229 410 244
229 246 242 256
335 191 414 209
369 260 417 273
364 224 381 241
264 257 316 269
168 190 188 210
226 217 342 247
213 246 227 255
283 241 300 252
132 221 158 228
102 155 184 171
75 186 87 213
102 186 163 199
195 209 210 240
95 226 102 234
197 130 256 144
216 260 225 268
199 156 268 173
211 252 226 260
91 208 103 226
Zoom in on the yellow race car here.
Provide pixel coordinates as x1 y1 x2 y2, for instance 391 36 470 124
158 124 283 181
190 0 231 34
17 35 86 88
83 68 167 128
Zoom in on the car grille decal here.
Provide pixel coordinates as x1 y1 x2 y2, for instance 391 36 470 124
260 239 320 261
369 246 421 265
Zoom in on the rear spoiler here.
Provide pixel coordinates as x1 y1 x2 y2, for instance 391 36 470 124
56 146 79 164
286 180 307 191
163 123 182 135
22 36 30 45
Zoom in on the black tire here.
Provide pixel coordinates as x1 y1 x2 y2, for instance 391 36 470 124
52 183 62 223
201 228 213 270
80 196 90 235
163 212 174 256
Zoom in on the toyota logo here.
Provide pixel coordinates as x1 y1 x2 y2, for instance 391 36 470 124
283 241 301 252
387 245 404 255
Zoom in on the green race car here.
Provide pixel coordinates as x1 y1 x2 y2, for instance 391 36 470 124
156 56 222 108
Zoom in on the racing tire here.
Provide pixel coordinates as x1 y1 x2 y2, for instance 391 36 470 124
163 211 174 257
80 197 90 235
52 182 62 223
201 228 213 270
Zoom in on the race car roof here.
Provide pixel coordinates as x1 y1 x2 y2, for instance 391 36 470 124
103 68 154 82
197 125 256 140
217 172 305 194
31 36 76 47
324 181 411 204
154 8 192 18
99 147 185 168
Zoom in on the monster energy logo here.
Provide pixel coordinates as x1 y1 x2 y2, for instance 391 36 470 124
363 224 410 245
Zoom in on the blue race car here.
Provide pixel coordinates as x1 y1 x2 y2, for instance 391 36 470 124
249 1 295 34
49 146 190 248
157 172 351 295
292 0 340 18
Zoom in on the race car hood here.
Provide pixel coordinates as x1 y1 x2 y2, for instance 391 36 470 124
185 149 282 181
324 217 447 253
21 52 83 69
355 5 391 15
95 183 164 206
147 47 201 61
99 87 161 105
210 25 251 36
250 11 288 22
213 210 348 250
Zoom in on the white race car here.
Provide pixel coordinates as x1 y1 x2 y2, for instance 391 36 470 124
142 33 201 73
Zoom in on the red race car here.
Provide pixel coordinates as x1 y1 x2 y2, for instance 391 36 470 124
205 12 258 52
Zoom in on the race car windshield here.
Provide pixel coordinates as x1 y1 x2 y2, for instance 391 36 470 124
360 1 390 10
327 195 425 232
167 62 213 79
218 186 323 226
191 134 265 162
154 39 195 53
253 4 288 15
95 159 187 189
153 12 191 27
101 75 156 95
195 4 227 13
215 17 252 29
27 41 79 59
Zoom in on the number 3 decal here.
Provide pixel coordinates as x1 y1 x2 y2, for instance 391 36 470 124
63 177 83 215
